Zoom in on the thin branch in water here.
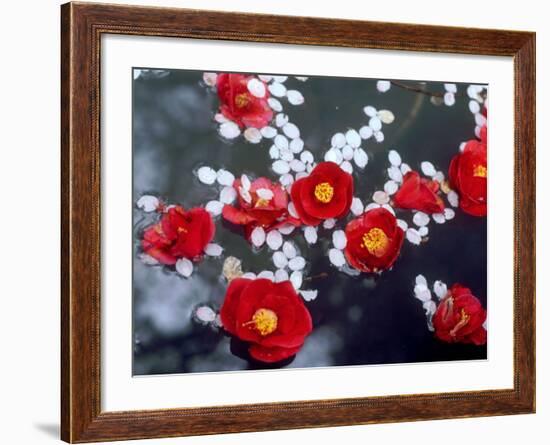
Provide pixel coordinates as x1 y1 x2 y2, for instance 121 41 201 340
390 80 444 98
303 272 329 282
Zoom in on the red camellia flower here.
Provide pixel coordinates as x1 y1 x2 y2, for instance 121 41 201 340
344 207 405 273
222 177 300 238
448 127 487 217
290 162 354 226
393 171 445 214
141 205 215 265
220 278 313 363
433 284 487 345
216 73 273 129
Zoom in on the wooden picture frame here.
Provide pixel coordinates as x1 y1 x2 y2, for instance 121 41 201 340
61 2 535 442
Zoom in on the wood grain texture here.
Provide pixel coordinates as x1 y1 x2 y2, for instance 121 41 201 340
60 2 536 442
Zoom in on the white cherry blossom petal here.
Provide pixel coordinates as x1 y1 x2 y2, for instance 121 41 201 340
269 145 280 160
359 125 373 139
300 290 318 301
331 133 346 148
216 169 235 187
433 171 445 183
332 230 347 250
268 82 287 97
342 145 354 161
272 160 290 175
278 224 296 235
197 166 217 185
388 150 402 166
413 212 430 227
365 203 381 212
258 270 275 281
279 148 294 162
204 243 223 257
280 173 294 187
282 241 297 259
266 230 283 250
175 258 193 278
373 190 389 205
214 113 229 123
195 305 216 323
388 166 403 183
323 218 336 229
272 251 288 269
303 226 318 244
202 72 218 87
240 174 251 191
282 123 300 139
351 198 365 215
444 83 457 93
384 180 398 195
369 116 382 132
418 226 429 236
261 126 277 138
137 195 159 212
469 100 481 114
251 226 266 247
329 248 346 267
300 150 314 164
433 213 446 224
447 191 459 207
290 271 303 290
340 161 353 174
288 202 299 218
290 138 304 154
325 148 343 165
205 200 223 216
242 272 257 279
421 161 437 177
290 159 306 172
247 78 266 98
353 148 368 168
272 75 288 83
139 253 159 265
345 129 361 148
220 186 237 204
274 133 289 149
275 113 289 128
258 75 273 82
219 121 241 139
400 163 412 175
382 204 395 216
416 274 428 287
444 208 455 220
444 92 456 106
434 280 448 299
414 285 432 302
256 188 274 200
397 219 408 231
374 131 385 143
406 228 422 245
376 80 391 92
267 97 282 112
287 90 305 105
274 269 289 282
288 256 306 271
363 105 377 117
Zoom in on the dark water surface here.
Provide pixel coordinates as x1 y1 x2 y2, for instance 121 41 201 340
132 69 487 375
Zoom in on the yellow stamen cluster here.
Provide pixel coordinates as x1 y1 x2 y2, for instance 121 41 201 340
314 182 334 203
361 228 389 257
473 164 487 178
234 93 250 108
450 308 471 337
245 308 278 336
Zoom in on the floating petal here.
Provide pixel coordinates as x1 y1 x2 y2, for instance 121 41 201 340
251 226 266 247
197 166 217 185
332 230 347 250
266 230 283 250
175 258 193 278
137 195 159 212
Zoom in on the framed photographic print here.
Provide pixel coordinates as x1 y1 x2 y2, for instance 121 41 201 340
61 2 535 442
